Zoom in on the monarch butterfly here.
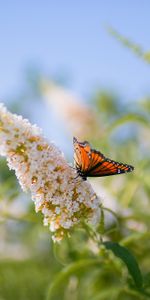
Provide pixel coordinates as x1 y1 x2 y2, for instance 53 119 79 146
73 137 134 180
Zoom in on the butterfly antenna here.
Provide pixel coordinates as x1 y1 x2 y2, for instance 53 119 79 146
74 174 80 180
70 166 76 170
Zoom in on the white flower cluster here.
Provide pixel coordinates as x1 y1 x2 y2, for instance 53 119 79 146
41 80 100 140
0 104 100 241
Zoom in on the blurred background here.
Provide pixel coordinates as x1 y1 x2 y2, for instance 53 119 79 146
0 1 150 299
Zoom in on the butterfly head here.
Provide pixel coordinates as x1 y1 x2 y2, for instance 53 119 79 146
73 136 89 146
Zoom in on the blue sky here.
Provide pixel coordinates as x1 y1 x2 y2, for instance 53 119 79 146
0 1 150 102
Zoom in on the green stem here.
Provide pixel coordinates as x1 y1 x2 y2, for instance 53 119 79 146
0 212 38 223
46 259 101 300
102 206 120 233
121 231 150 246
82 221 100 244
92 287 122 300
99 205 105 236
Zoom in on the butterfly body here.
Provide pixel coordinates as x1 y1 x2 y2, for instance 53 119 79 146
73 137 134 180
76 168 87 181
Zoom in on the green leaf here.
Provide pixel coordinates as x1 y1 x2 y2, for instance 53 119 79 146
103 241 143 288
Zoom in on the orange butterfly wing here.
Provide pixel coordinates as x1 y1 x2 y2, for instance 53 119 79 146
73 137 134 178
73 137 91 172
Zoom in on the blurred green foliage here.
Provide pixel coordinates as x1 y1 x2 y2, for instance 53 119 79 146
0 35 150 300
0 259 53 300
107 27 150 64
